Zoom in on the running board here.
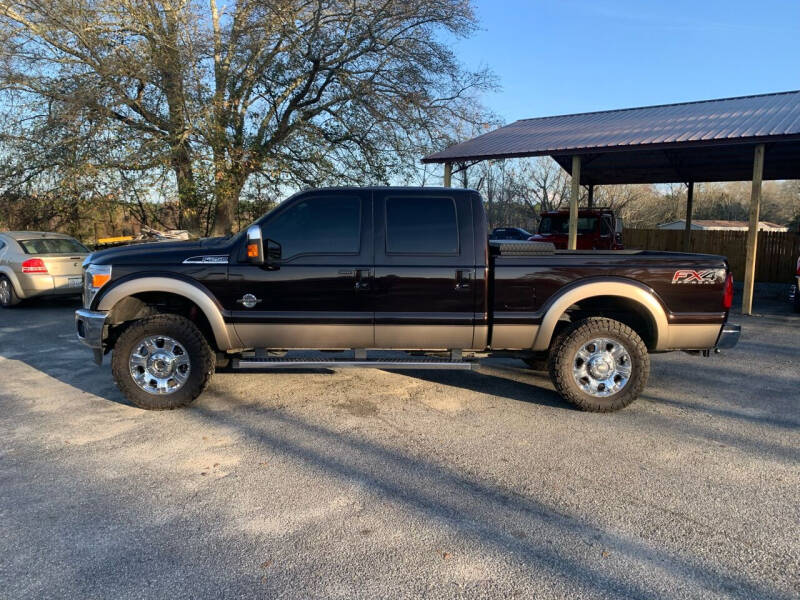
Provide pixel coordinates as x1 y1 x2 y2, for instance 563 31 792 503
232 357 475 370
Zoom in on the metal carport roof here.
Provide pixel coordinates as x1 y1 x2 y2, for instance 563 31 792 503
422 90 800 184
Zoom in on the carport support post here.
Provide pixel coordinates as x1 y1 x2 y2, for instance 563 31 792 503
683 181 694 252
568 156 581 250
742 144 765 315
443 162 452 188
587 184 594 209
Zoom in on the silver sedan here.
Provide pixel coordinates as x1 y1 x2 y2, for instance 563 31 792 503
0 231 90 308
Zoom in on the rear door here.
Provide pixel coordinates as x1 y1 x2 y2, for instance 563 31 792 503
225 190 374 349
373 190 476 349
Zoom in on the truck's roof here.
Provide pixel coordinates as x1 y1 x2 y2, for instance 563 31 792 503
297 186 478 193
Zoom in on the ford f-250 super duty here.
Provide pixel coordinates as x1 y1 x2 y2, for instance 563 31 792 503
75 187 740 412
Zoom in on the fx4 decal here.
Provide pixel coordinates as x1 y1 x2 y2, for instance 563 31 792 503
671 269 721 284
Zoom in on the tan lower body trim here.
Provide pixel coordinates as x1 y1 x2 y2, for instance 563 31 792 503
661 324 721 350
234 324 373 349
491 324 539 350
375 325 474 350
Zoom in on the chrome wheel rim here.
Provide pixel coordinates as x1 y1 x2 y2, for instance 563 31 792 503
571 337 632 397
129 335 191 395
0 279 10 305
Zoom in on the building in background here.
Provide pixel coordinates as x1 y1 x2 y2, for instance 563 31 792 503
657 219 788 232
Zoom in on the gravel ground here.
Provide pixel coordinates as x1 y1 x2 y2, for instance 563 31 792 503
1 292 798 599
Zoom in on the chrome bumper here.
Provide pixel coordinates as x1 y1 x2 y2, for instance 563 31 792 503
75 308 107 365
716 323 741 350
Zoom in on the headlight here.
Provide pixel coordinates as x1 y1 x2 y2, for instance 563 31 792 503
84 264 112 308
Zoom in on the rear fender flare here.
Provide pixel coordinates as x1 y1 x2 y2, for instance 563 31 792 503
96 276 239 350
531 279 669 351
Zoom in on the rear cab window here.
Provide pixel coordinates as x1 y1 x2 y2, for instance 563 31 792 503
18 238 89 254
386 196 459 254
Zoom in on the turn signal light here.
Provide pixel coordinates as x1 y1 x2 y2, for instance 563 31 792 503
723 273 734 310
21 258 48 273
91 273 111 288
247 243 259 258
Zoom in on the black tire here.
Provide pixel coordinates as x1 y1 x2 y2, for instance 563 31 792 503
0 275 21 308
548 317 649 412
111 314 215 410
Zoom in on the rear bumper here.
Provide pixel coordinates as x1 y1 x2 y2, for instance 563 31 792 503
20 273 83 299
715 323 741 349
75 308 107 365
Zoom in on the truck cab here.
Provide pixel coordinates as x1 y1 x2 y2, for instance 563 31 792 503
530 208 624 250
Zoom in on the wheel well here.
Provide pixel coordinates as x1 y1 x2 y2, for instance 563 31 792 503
554 295 657 350
105 292 217 351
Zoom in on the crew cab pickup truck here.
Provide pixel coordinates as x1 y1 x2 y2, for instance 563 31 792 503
75 187 740 412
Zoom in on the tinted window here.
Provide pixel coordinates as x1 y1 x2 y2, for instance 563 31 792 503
539 217 598 235
386 197 458 254
18 238 89 254
262 195 361 259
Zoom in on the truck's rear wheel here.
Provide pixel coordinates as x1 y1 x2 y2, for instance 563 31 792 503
111 314 215 410
548 317 649 412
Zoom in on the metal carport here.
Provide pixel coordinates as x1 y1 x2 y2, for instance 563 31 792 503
422 90 800 314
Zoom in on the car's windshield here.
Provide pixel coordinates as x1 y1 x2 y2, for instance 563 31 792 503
539 216 598 235
18 238 89 254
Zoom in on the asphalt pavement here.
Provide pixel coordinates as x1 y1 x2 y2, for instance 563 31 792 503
1 292 798 599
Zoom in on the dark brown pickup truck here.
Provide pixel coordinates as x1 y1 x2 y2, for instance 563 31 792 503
75 187 739 412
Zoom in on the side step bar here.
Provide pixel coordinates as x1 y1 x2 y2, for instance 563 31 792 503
232 357 475 371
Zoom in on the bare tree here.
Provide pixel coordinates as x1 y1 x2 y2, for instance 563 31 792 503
0 0 493 233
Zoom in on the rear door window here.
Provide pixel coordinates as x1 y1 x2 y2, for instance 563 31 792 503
18 238 89 254
386 197 458 254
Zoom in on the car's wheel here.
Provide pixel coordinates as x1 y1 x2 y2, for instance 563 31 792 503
548 317 649 412
111 314 215 410
0 275 21 308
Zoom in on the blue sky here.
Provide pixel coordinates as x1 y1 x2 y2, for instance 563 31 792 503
453 0 800 123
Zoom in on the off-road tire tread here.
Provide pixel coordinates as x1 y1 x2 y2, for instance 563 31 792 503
111 314 214 410
0 275 21 307
548 317 649 412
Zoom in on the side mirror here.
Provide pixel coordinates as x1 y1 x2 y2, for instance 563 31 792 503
245 225 264 264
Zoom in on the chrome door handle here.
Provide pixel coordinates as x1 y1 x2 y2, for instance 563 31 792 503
455 269 471 290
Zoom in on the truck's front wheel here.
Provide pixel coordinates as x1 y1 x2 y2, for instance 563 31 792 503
111 314 215 410
548 317 649 412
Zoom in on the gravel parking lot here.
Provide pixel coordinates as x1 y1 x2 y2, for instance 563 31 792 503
1 293 798 599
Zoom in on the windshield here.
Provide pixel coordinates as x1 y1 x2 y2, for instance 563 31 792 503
539 216 598 235
18 238 89 254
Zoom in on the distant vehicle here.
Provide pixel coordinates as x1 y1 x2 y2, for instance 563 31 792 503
0 232 90 308
489 227 534 241
530 208 624 250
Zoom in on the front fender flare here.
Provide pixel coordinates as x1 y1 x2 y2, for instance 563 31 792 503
96 276 240 350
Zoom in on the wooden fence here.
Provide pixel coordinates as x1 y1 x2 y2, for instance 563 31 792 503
624 229 800 283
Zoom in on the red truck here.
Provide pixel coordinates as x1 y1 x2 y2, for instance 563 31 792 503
530 208 624 250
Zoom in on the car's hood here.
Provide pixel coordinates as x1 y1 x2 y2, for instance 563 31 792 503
86 237 238 266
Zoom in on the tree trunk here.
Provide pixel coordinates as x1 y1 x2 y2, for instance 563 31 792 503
212 164 247 236
172 146 200 232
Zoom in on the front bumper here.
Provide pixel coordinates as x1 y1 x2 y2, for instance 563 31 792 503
75 308 108 365
716 322 741 349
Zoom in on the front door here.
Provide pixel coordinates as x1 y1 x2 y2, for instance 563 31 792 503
225 190 373 349
373 190 475 349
